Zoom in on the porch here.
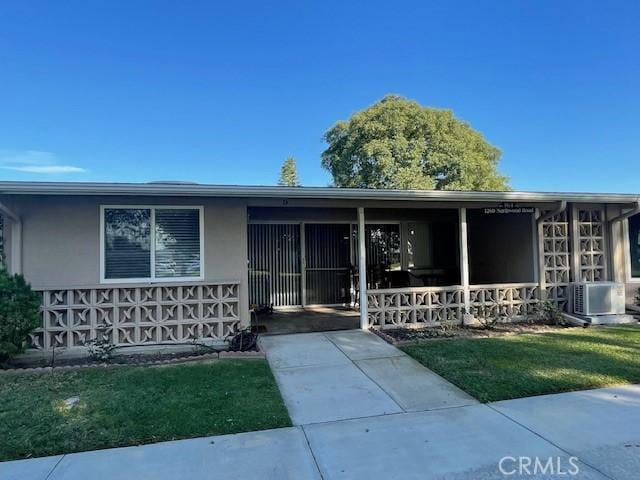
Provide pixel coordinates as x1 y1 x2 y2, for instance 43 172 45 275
247 202 565 333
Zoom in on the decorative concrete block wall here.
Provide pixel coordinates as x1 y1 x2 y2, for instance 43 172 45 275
29 282 240 351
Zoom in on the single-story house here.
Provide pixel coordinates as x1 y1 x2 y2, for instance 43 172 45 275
0 181 638 353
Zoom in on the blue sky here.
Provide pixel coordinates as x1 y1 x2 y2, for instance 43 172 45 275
0 1 638 192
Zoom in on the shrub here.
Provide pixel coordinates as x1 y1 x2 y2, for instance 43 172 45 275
537 300 565 326
85 323 117 363
0 268 41 362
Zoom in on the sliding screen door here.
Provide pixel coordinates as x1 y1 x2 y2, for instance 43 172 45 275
304 224 352 305
248 224 301 307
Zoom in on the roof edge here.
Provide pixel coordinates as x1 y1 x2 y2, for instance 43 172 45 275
0 181 638 204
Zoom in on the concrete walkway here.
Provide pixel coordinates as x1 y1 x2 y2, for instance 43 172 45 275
3 331 639 479
260 330 478 424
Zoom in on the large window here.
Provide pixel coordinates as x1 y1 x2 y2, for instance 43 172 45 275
628 214 640 279
102 206 203 282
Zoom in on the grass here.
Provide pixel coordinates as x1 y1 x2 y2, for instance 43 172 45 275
0 359 291 461
402 325 640 403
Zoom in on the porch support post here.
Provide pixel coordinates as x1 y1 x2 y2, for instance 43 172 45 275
458 208 470 317
357 207 368 329
536 207 547 301
300 223 307 307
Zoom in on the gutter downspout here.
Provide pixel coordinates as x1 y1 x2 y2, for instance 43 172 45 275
608 200 640 225
536 201 567 225
0 202 22 274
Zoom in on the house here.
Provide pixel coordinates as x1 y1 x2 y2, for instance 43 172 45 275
0 181 638 353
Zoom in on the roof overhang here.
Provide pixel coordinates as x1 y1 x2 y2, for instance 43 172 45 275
0 181 638 205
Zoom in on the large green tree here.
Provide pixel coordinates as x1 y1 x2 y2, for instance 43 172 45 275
321 95 509 191
278 157 300 186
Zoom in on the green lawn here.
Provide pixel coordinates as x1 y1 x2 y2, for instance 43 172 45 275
0 360 291 461
402 326 640 403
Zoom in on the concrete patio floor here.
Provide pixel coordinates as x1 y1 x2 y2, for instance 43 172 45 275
3 330 639 479
255 307 360 334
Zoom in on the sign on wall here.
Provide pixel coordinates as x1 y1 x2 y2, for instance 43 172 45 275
483 203 534 215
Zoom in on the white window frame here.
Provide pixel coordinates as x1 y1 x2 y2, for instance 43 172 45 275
623 216 640 283
100 205 205 284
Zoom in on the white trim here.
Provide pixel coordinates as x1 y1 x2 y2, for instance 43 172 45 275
623 217 640 283
300 222 307 307
532 209 540 284
150 207 156 279
357 207 368 329
99 205 205 284
458 208 470 313
2 181 639 205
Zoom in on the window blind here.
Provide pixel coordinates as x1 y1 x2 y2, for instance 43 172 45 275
104 209 151 279
155 209 201 278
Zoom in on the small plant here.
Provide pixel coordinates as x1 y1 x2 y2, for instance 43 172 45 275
537 300 565 326
85 323 117 362
0 267 41 362
228 327 258 352
439 312 459 334
474 308 501 330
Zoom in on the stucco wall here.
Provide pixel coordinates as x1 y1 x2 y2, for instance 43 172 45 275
2 195 250 323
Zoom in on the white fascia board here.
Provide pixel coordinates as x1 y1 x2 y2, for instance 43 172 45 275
0 181 638 204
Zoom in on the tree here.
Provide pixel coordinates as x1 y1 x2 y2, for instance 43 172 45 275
278 157 300 186
321 95 509 191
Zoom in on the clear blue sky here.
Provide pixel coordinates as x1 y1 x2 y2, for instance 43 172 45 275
1 1 638 192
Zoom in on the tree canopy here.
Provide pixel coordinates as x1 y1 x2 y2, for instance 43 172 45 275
321 95 509 191
278 157 300 186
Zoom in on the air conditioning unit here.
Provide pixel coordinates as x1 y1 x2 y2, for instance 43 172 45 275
573 282 626 316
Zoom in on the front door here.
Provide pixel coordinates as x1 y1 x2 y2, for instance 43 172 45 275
248 223 352 307
248 224 302 307
304 224 352 305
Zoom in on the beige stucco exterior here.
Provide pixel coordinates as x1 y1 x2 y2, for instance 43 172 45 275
1 194 251 323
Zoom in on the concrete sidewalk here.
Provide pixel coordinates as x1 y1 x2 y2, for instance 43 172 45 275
260 330 478 424
6 386 639 479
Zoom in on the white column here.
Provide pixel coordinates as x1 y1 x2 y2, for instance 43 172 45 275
570 204 580 282
357 207 368 329
458 208 470 315
300 223 307 307
536 208 547 299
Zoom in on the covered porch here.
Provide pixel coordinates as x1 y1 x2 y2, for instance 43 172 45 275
247 201 560 333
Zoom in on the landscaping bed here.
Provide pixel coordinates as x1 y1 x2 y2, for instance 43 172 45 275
401 325 640 402
373 323 572 345
5 345 264 372
0 359 291 461
5 330 262 371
